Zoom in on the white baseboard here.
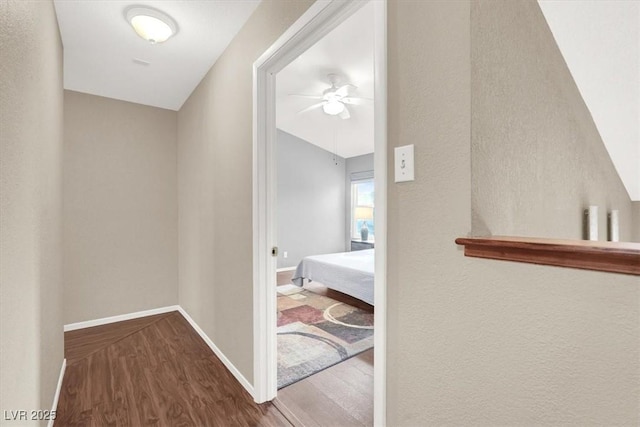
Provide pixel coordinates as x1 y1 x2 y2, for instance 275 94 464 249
49 358 66 427
276 267 296 272
63 305 181 332
176 307 255 399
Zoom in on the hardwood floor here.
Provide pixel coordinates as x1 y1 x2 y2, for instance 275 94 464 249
64 312 173 364
275 271 374 427
58 312 291 426
275 350 374 427
57 272 373 426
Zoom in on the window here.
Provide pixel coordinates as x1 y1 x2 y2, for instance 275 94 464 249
351 179 374 240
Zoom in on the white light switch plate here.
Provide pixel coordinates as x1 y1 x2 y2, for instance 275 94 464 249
394 144 415 182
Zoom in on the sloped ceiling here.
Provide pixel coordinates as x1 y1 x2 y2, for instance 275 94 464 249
538 0 640 201
276 2 374 159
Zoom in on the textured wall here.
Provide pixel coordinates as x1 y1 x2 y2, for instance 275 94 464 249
277 130 346 269
386 0 639 425
471 0 633 241
63 91 178 324
345 153 374 248
0 0 64 420
174 0 639 423
178 0 315 384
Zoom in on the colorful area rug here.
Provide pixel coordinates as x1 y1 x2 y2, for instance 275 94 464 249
277 284 374 389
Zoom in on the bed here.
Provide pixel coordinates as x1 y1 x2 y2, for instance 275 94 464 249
291 249 374 305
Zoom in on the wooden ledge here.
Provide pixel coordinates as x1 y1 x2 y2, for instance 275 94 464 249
455 236 640 275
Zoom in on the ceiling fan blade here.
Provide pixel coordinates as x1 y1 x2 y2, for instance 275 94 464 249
289 94 324 99
335 84 356 98
339 106 351 120
342 96 372 106
297 102 326 114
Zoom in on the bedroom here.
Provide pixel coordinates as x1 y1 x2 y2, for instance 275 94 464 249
272 3 376 424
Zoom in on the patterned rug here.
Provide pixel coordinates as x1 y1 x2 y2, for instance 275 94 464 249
277 284 374 389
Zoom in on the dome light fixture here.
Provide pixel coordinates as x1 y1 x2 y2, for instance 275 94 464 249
125 6 178 44
322 100 346 116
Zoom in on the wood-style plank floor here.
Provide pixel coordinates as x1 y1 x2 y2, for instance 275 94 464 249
64 312 173 364
57 272 373 426
275 271 374 427
275 350 374 427
57 311 291 426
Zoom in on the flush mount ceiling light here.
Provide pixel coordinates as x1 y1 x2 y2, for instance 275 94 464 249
125 6 178 44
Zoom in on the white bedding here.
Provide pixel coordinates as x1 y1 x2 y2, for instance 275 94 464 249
291 249 374 305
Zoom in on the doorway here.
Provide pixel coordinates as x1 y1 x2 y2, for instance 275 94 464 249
252 0 387 425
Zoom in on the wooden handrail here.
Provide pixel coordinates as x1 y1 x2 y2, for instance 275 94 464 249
455 236 640 275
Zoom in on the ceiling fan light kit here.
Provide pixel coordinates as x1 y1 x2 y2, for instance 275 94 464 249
125 6 178 44
292 73 369 120
322 100 346 115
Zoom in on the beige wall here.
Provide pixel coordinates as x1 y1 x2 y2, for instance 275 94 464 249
63 91 178 324
387 0 638 425
177 0 639 424
168 0 638 424
0 0 64 422
471 0 633 241
178 0 315 384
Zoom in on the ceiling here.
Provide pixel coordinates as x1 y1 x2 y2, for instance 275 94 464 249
53 0 261 111
276 2 374 159
54 1 635 191
538 0 640 201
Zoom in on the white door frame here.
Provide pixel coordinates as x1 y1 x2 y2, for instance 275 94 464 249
252 0 387 425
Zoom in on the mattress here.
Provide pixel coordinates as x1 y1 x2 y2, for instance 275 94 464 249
291 249 374 305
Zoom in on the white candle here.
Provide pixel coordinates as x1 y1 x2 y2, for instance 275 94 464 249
587 205 598 241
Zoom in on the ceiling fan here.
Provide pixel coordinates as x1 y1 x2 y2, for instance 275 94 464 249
292 74 369 120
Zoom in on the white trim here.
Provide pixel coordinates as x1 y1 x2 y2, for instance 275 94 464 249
276 267 296 273
176 307 255 398
63 305 180 332
253 0 349 404
252 1 387 423
372 1 387 425
49 358 66 427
